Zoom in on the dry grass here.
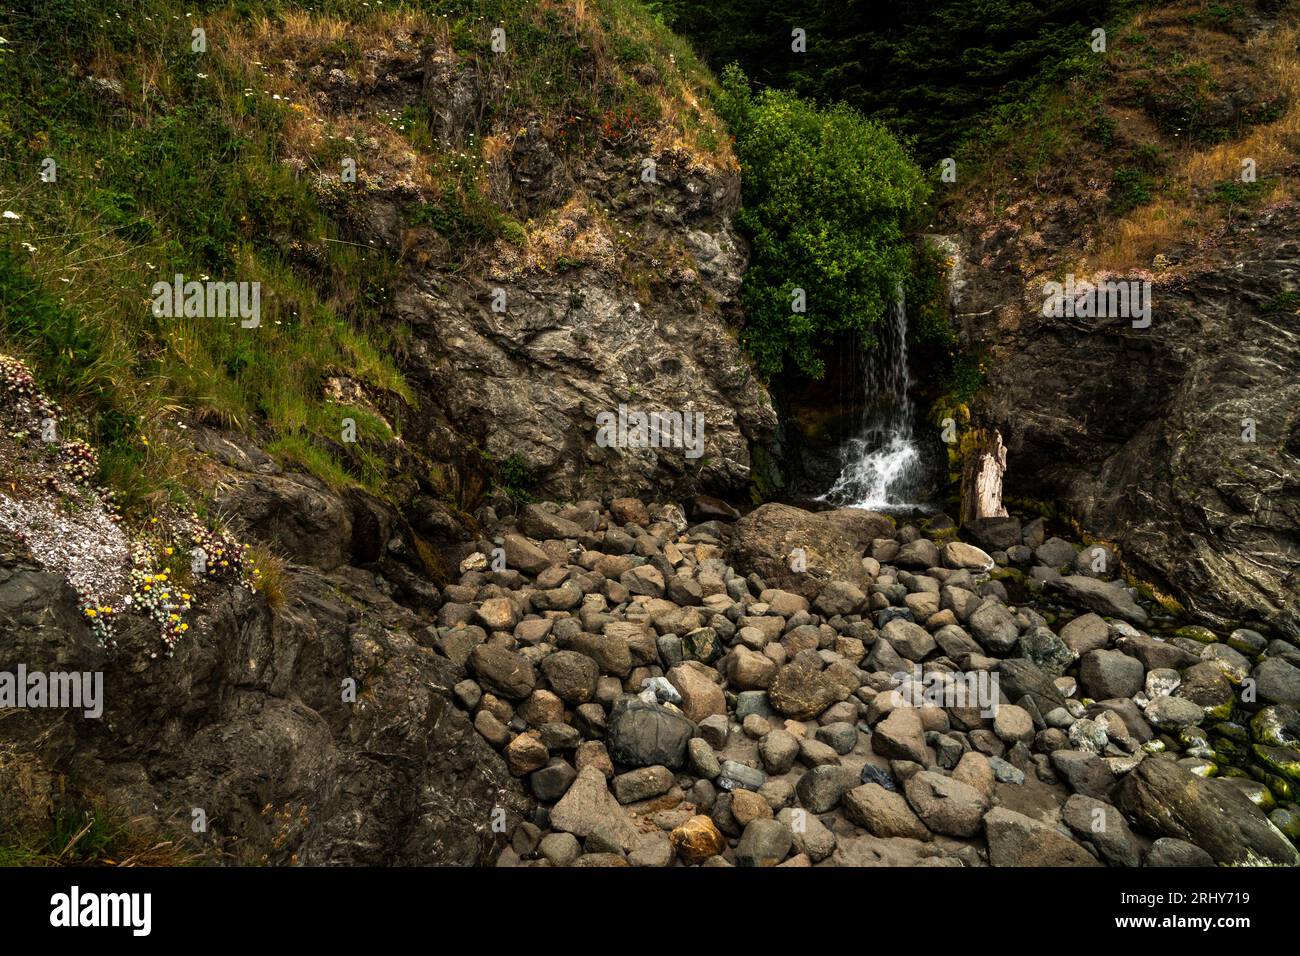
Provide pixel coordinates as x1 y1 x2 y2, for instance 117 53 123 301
1089 15 1300 272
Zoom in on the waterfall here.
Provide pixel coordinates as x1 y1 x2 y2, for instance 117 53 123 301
818 287 929 511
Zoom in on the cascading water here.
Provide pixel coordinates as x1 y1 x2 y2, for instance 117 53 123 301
819 289 930 512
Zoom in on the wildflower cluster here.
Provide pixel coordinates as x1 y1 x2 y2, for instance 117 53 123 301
58 438 99 485
121 541 194 655
0 354 60 423
82 603 119 649
189 522 258 589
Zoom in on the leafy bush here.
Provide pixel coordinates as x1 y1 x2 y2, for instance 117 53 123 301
716 66 930 378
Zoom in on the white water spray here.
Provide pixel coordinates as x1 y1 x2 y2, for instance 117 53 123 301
819 289 930 512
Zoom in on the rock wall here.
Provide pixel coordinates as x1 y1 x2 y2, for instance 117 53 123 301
950 202 1300 638
309 38 778 503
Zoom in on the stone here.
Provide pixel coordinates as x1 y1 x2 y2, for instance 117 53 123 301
761 589 810 616
540 650 599 704
882 618 937 661
538 831 581 866
697 713 730 749
1254 658 1300 706
1051 750 1117 798
1144 837 1215 867
843 783 929 839
505 732 549 776
1019 626 1074 677
687 737 721 779
728 645 779 690
729 504 891 598
1045 576 1148 626
717 760 766 792
1061 794 1141 866
796 765 860 813
735 819 793 867
815 721 858 756
871 708 928 764
943 541 995 571
1034 537 1077 569
671 815 726 864
759 729 800 775
612 765 674 804
550 767 639 848
779 807 837 862
768 660 836 720
1145 695 1205 730
815 580 868 616
468 644 537 700
797 736 841 767
969 602 1020 654
896 538 941 569
904 771 988 838
1080 649 1145 701
627 831 675 868
529 759 579 802
984 807 1103 867
475 596 519 631
730 788 773 826
1117 758 1299 866
606 698 695 769
666 662 726 723
1060 612 1110 656
502 533 554 575
993 705 1034 745
681 626 724 664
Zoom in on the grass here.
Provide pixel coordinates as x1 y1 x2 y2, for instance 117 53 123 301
0 802 203 867
943 0 1300 277
0 0 731 524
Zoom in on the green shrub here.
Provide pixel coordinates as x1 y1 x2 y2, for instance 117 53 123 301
716 66 930 379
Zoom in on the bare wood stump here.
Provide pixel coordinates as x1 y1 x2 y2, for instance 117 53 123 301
960 428 1008 525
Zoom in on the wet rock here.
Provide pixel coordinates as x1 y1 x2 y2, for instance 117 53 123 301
1045 576 1148 626
1254 657 1300 706
1117 757 1299 865
606 698 695 769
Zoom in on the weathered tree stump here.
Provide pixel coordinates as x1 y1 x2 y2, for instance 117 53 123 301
960 427 1008 525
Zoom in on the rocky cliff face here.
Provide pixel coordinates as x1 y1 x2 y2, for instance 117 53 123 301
0 497 530 865
950 202 1300 639
942 4 1300 639
298 31 777 504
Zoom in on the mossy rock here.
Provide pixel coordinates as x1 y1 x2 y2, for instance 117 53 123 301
1270 806 1300 840
1175 625 1219 644
1253 744 1300 784
1261 771 1296 804
1251 705 1300 749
